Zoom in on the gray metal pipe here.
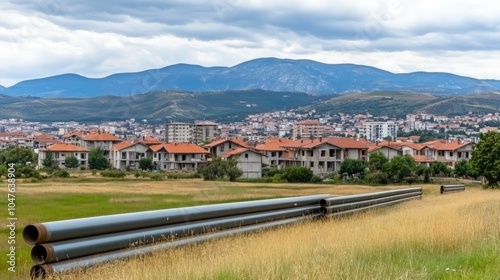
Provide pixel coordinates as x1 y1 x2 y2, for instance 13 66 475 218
324 196 420 218
24 194 329 245
30 214 318 278
440 184 465 194
32 205 319 264
319 188 422 207
320 191 421 215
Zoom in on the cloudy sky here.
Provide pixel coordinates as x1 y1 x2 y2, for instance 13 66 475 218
1 0 500 87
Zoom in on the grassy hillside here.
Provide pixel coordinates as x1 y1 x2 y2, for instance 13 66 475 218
302 91 439 117
0 90 321 122
420 93 500 115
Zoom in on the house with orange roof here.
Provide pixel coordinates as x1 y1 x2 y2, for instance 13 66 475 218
257 137 369 176
255 138 292 167
221 147 264 178
82 132 123 151
38 143 89 169
422 139 474 167
367 142 402 160
203 138 250 158
111 140 151 170
148 143 209 171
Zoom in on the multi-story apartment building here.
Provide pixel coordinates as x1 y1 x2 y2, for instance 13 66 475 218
360 121 398 141
165 121 218 144
292 120 325 140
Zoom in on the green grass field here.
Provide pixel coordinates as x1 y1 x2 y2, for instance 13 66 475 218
0 176 498 279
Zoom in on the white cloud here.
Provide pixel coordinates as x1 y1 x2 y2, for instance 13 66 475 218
1 0 500 87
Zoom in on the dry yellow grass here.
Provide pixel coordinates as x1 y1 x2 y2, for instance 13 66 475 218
49 187 500 280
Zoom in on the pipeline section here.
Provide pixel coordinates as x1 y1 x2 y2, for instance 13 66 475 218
30 215 317 278
31 205 319 264
320 187 422 217
440 184 465 194
23 193 330 245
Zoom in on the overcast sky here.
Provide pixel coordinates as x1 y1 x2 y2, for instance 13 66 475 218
2 0 500 87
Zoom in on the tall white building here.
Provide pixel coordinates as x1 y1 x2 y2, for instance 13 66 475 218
165 121 218 143
360 121 398 141
293 120 325 140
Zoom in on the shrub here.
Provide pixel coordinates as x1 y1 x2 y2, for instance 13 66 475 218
149 173 164 181
365 171 388 185
52 169 70 178
100 170 126 178
282 166 313 183
309 175 323 183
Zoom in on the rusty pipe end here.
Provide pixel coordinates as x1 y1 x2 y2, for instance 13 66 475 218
23 224 48 245
32 244 55 265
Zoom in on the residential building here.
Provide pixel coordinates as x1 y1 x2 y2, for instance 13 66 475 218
221 148 263 178
38 143 89 169
148 143 209 171
111 141 151 170
165 121 218 144
204 138 249 158
360 121 398 141
257 137 368 176
292 120 325 140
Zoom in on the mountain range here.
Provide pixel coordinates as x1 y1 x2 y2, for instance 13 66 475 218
3 58 500 98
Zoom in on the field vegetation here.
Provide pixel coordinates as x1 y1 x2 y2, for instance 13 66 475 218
0 174 498 279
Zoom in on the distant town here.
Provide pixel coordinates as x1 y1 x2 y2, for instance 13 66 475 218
1 109 499 178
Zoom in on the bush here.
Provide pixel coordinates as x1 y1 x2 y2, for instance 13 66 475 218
149 173 164 181
52 169 70 178
100 170 126 178
282 166 313 183
309 175 323 183
365 171 388 185
165 172 201 179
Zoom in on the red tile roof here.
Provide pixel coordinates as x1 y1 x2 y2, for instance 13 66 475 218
112 140 149 151
221 147 250 157
83 132 122 142
149 143 209 154
43 143 89 152
423 140 472 151
140 136 163 146
204 138 249 148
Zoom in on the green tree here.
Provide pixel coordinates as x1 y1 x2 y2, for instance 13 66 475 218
282 166 313 183
383 155 416 183
42 151 59 169
225 158 243 182
339 159 366 179
88 147 110 170
139 158 153 171
0 147 38 165
453 160 469 178
429 161 451 177
65 155 79 169
368 152 388 172
470 131 500 187
199 157 242 181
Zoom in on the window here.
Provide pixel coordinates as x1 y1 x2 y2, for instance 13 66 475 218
329 149 335 157
320 150 326 157
245 153 248 159
271 152 277 157
121 152 126 159
309 151 313 157
301 151 305 156
449 152 453 157
310 162 314 167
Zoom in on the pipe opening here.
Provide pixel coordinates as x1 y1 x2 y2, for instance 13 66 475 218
319 199 328 207
23 224 47 245
32 244 50 264
319 207 328 216
30 265 48 279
